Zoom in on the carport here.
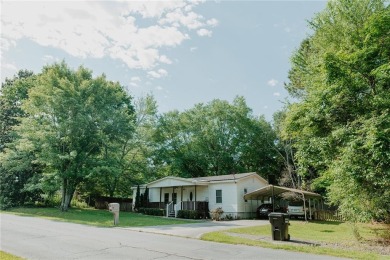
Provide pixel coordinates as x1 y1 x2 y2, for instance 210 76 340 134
244 185 322 221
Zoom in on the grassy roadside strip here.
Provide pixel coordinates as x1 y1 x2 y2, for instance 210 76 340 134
201 221 390 260
201 231 378 259
1 207 196 227
0 251 25 260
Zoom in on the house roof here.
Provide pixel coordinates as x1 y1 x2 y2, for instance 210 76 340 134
243 185 322 200
138 172 267 188
193 172 265 183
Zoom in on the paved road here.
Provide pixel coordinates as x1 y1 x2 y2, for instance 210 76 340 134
123 219 269 238
1 214 344 260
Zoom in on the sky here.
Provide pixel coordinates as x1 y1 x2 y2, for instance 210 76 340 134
1 0 327 121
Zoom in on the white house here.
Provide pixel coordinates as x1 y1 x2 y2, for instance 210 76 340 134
132 172 269 219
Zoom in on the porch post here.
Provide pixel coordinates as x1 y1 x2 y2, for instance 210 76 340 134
181 186 183 210
194 185 197 210
159 187 162 209
309 198 312 220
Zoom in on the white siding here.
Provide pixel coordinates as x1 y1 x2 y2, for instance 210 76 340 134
236 176 268 218
208 183 237 214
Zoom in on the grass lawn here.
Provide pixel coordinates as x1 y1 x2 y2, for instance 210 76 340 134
1 207 197 227
0 251 24 260
201 220 390 260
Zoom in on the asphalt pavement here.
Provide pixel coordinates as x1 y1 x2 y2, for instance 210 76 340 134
1 213 345 260
123 219 268 238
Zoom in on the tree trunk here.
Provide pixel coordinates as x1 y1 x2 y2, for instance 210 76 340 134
61 178 67 211
60 178 75 211
67 187 76 209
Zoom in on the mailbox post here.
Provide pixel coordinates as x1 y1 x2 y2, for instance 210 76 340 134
108 203 120 225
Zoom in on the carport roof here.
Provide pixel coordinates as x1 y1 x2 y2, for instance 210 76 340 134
244 185 321 200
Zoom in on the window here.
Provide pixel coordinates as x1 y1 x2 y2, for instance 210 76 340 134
164 193 169 204
216 189 222 203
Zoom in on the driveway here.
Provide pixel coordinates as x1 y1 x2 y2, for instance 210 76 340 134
1 213 345 260
123 219 269 238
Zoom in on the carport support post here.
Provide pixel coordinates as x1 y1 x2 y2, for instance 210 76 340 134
303 193 307 221
309 198 312 220
272 185 275 212
250 200 252 218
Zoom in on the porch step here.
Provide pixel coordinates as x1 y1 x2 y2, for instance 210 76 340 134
168 211 175 217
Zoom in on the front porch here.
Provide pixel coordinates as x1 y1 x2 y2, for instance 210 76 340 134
147 201 209 218
137 177 210 218
144 187 209 218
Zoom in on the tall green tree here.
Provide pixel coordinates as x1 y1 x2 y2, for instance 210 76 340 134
0 70 43 209
14 62 135 211
273 110 299 189
0 70 35 151
283 0 389 221
154 97 279 179
82 94 158 197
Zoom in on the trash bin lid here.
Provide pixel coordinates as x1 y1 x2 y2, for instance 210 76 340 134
268 212 286 217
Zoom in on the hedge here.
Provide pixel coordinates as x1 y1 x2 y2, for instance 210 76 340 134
138 207 166 216
177 210 204 219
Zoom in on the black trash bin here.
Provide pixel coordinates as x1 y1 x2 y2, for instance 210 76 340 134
269 212 290 241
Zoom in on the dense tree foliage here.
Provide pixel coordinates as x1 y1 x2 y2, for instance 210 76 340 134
1 62 135 211
0 70 35 152
282 0 389 221
0 70 44 209
273 110 300 189
154 97 280 179
80 94 158 197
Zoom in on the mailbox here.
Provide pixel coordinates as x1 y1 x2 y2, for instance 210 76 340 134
108 203 120 225
109 203 120 212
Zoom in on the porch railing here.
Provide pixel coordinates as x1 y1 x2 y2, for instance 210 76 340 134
181 201 196 210
166 201 174 217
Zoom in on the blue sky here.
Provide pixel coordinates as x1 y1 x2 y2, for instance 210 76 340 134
1 1 327 121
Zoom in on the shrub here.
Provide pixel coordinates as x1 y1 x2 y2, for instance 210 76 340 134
139 208 165 216
177 210 204 219
225 214 234 220
210 207 224 221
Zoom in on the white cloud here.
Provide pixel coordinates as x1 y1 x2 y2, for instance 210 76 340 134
264 105 268 109
129 82 138 87
207 18 219 27
42 55 60 63
190 47 198 52
267 79 279 87
1 1 217 70
148 69 168 79
2 63 17 71
156 86 163 91
131 76 141 82
159 55 172 64
273 92 281 96
197 28 212 37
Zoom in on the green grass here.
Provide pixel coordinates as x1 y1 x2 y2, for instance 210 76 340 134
1 207 197 227
0 251 24 260
228 220 387 245
201 220 390 260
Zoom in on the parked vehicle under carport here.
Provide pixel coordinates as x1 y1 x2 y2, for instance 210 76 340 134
256 203 286 219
